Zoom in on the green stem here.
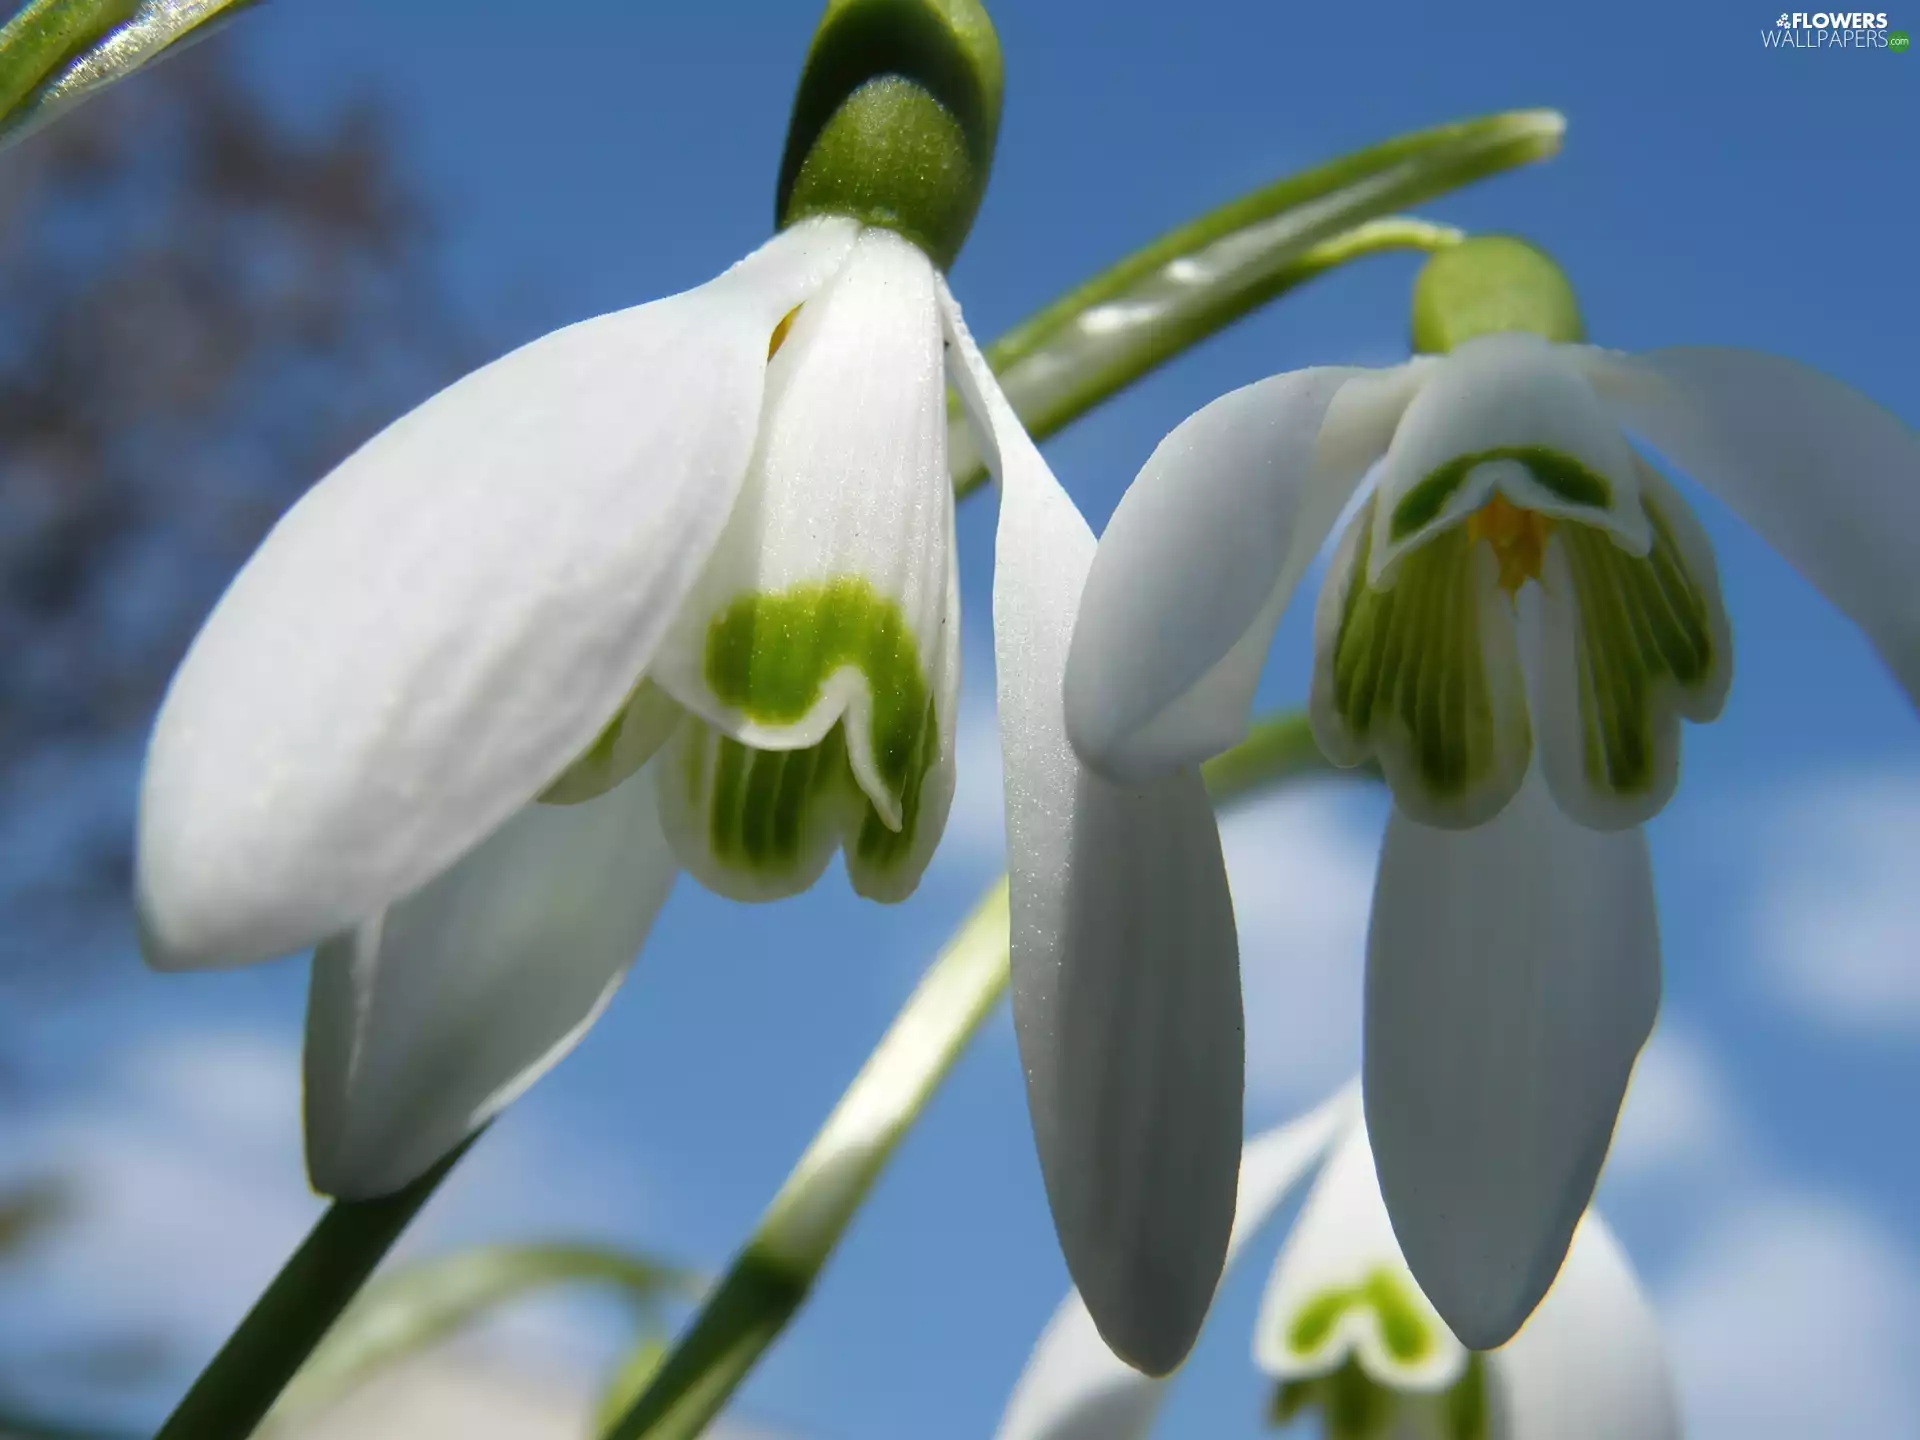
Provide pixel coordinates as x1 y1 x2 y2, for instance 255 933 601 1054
950 215 1465 498
598 711 1363 1440
152 1139 471 1440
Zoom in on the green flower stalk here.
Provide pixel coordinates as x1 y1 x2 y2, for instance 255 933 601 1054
0 0 258 148
1063 230 1920 1350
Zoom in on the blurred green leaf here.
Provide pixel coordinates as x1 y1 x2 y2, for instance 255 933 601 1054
948 107 1567 494
593 1339 667 1435
0 1403 137 1440
0 0 259 149
264 1243 702 1432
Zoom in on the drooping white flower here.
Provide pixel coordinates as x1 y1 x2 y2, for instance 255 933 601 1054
997 1086 1682 1440
1060 236 1919 1346
133 2 1245 1363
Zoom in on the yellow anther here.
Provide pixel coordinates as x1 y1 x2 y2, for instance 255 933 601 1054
1465 492 1552 597
768 305 802 358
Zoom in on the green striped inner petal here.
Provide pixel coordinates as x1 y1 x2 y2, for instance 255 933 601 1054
1557 495 1719 801
704 577 935 816
668 704 945 901
1329 517 1515 810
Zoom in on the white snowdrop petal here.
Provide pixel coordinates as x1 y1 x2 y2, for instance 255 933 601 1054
1583 343 1920 708
647 227 957 901
944 281 1243 1378
1489 1213 1681 1440
1061 364 1411 783
1364 769 1659 1350
995 1089 1357 1440
304 767 676 1199
138 217 857 970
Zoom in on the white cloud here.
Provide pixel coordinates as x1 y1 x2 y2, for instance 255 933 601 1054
1751 771 1920 1034
935 683 1006 870
1661 1193 1920 1438
0 1026 652 1418
1220 783 1380 1113
282 1351 786 1440
1608 1022 1750 1191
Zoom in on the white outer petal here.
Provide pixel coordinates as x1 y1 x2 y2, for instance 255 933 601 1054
1489 1213 1681 1440
304 767 676 1199
138 216 858 970
1363 768 1659 1350
996 1088 1359 1440
1256 1115 1467 1392
1581 344 1920 707
943 281 1243 1379
650 227 955 830
1062 363 1420 783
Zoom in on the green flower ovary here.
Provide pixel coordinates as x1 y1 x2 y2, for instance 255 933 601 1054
776 0 1003 269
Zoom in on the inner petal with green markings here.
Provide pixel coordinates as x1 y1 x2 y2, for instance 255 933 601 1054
1312 390 1731 833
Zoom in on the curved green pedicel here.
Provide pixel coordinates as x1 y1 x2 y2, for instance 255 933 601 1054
1411 235 1585 354
775 0 1003 270
1558 497 1718 799
1328 513 1519 805
1389 444 1612 542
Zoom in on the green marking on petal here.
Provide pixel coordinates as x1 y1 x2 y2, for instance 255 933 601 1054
1282 1270 1431 1367
1390 446 1611 543
1361 1269 1434 1365
703 577 935 819
1287 1286 1353 1357
1328 515 1516 807
1556 495 1718 802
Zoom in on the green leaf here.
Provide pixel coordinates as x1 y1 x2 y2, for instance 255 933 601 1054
265 1243 702 1432
0 0 259 150
948 107 1567 495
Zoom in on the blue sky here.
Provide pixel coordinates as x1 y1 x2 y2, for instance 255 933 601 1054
3 1 1917 1436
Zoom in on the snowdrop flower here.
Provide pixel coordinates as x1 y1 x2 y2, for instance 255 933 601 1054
1062 235 1919 1346
134 0 1239 1256
998 1085 1681 1440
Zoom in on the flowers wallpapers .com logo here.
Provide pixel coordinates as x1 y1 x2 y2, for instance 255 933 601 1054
1765 11 1910 47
